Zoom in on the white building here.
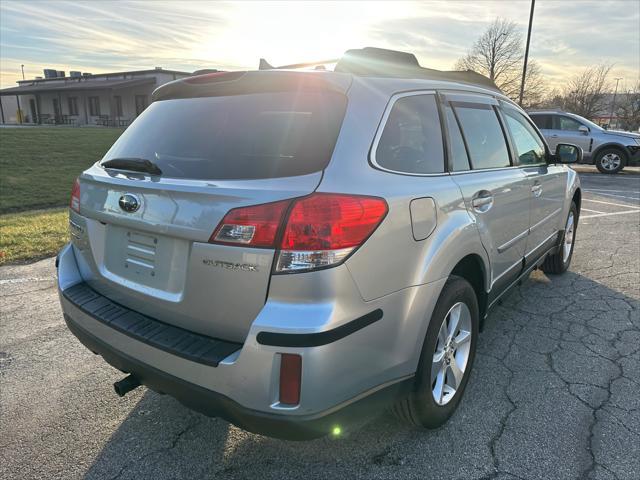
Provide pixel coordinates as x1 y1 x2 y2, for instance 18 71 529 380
0 67 192 126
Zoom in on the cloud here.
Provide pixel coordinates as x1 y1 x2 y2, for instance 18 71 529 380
1 0 638 89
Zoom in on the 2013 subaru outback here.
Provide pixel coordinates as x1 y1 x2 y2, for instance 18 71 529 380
58 48 583 440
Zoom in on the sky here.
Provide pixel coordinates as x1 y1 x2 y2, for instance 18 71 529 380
0 0 638 91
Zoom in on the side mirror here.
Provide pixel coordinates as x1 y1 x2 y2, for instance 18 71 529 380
578 125 589 134
554 143 582 164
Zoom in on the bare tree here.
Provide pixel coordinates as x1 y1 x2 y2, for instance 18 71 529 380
562 64 612 118
455 17 547 106
615 82 640 132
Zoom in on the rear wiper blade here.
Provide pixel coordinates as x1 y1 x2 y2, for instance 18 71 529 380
101 157 162 175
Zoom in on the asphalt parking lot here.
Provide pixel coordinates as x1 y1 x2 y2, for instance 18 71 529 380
1 171 639 480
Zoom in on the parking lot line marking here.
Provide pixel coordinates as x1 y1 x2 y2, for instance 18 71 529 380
581 210 640 219
585 188 640 194
583 198 640 208
0 277 55 285
584 191 640 201
581 208 605 214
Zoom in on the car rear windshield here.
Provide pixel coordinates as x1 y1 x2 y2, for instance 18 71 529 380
102 92 347 180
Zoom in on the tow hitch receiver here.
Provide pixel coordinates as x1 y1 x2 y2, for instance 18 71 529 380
113 374 141 397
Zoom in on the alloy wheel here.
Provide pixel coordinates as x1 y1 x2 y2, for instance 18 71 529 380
563 211 575 263
600 153 621 171
431 302 473 406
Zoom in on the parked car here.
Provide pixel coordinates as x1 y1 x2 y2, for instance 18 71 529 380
57 48 583 440
528 110 640 174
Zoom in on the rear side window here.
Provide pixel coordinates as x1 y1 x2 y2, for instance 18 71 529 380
374 94 444 174
530 114 552 129
102 92 347 180
503 109 546 165
444 106 470 171
453 104 510 169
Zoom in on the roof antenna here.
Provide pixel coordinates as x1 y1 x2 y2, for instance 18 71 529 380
259 58 274 70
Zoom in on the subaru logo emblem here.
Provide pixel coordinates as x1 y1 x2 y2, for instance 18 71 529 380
118 194 140 213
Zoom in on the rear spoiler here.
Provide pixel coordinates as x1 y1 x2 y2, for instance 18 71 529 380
152 70 352 102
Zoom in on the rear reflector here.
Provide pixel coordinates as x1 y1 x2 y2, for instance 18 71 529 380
70 178 81 213
279 353 302 405
210 199 291 248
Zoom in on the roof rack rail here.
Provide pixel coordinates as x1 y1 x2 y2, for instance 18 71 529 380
258 57 339 71
258 47 500 93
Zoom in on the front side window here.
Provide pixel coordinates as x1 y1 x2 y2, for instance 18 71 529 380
556 115 583 131
530 114 551 130
453 104 510 170
375 94 445 174
503 109 546 165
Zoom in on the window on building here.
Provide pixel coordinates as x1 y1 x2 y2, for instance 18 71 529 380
114 96 123 117
135 95 148 116
88 97 101 116
374 94 445 174
453 104 510 170
503 109 546 166
68 97 78 116
444 105 470 171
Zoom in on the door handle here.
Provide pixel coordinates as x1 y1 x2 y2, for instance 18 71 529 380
472 191 494 213
550 134 559 138
532 184 543 197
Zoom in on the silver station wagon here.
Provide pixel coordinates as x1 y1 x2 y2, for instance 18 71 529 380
58 47 582 439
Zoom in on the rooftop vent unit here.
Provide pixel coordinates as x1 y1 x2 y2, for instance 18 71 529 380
57 71 65 78
70 71 81 78
82 72 92 77
43 69 57 79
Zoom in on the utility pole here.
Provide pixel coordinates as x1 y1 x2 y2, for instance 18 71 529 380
519 0 535 106
21 64 25 80
609 77 622 129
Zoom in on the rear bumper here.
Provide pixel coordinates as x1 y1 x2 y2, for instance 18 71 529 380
58 243 437 438
63 311 411 440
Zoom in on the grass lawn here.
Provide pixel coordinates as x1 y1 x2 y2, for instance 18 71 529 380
0 208 68 265
0 127 124 213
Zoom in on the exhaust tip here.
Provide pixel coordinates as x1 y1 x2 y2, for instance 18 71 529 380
113 374 141 397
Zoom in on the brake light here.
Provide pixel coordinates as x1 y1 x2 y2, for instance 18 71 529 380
276 193 388 272
70 178 81 213
209 193 387 272
209 199 291 248
279 353 302 405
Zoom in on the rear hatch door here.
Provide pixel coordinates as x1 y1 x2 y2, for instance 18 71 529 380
74 74 349 343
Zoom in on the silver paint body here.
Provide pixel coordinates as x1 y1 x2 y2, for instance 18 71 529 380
528 110 640 163
58 72 580 418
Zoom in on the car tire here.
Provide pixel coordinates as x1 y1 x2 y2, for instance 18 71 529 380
541 201 578 275
392 275 479 428
595 147 626 174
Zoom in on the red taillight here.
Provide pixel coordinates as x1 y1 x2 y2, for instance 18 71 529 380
209 193 387 272
280 194 388 250
276 193 387 272
70 178 81 213
279 353 302 405
209 199 291 248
